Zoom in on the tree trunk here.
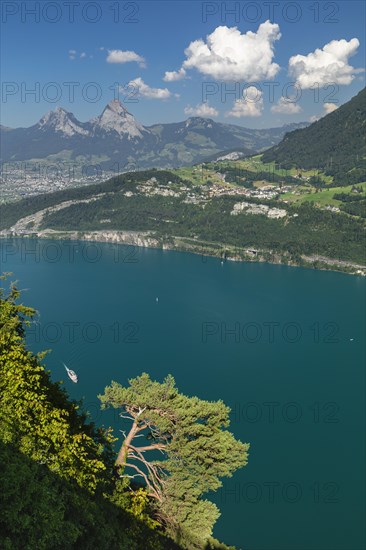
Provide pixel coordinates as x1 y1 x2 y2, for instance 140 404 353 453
115 420 139 468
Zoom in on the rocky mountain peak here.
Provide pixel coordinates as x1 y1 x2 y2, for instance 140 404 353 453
105 99 128 115
93 100 147 139
38 107 89 137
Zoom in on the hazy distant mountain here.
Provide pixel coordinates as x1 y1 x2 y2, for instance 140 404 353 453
1 101 308 169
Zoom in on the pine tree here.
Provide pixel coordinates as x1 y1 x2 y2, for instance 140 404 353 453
99 373 249 548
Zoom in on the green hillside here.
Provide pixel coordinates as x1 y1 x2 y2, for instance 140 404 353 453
262 88 366 185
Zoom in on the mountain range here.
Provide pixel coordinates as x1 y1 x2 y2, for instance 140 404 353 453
0 100 308 170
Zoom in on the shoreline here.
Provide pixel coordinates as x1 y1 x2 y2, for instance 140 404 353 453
1 229 365 277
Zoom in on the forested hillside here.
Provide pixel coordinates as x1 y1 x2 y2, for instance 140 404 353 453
262 88 366 185
2 167 364 268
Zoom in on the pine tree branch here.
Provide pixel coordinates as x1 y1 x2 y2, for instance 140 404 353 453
131 443 166 453
123 462 161 502
128 449 166 496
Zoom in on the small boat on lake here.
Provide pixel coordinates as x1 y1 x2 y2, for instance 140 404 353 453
63 363 78 383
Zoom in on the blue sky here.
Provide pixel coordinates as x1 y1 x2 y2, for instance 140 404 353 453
1 1 365 128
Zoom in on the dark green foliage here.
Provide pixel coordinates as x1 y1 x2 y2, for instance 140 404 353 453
340 199 366 218
35 190 365 265
0 440 182 550
0 170 187 230
262 88 366 185
0 439 185 550
308 175 325 188
333 188 366 218
333 192 365 202
212 164 299 186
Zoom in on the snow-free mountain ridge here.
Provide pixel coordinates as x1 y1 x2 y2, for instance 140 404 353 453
1 100 309 169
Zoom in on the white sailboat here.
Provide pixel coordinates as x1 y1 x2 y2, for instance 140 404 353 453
63 363 78 383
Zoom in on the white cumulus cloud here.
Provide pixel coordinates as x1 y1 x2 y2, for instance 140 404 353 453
309 102 339 123
163 68 187 82
309 115 319 123
289 38 361 89
323 102 338 114
107 49 146 67
68 49 76 60
178 21 281 81
226 86 264 118
127 78 172 99
271 97 302 114
184 103 219 117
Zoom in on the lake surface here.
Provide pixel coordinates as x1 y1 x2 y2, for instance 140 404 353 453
1 238 365 550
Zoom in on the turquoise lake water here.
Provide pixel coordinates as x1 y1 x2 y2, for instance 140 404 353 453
1 238 365 550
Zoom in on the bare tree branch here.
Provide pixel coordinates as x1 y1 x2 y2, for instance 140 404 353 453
123 462 162 502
